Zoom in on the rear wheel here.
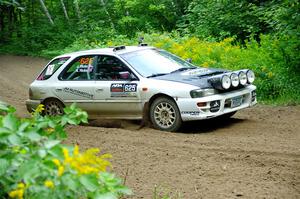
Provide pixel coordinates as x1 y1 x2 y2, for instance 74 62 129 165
150 97 182 132
43 99 64 116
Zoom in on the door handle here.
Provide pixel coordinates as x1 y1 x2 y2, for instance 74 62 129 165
55 88 63 92
96 88 104 92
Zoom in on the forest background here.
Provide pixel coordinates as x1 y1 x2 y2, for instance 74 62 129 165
0 0 299 103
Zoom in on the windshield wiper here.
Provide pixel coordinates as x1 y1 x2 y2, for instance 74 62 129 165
170 67 197 73
147 73 168 78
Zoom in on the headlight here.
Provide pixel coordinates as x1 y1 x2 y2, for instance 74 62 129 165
230 73 239 87
221 75 231 89
238 71 247 85
246 70 255 83
190 89 218 98
208 73 232 90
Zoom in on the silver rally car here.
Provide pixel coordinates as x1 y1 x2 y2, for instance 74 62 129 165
26 45 257 131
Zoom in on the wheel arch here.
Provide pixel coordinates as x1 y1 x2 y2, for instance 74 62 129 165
148 93 177 107
142 93 178 123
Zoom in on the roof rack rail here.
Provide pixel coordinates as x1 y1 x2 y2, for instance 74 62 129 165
138 43 148 47
113 45 126 52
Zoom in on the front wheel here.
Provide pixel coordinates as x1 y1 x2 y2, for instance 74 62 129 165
150 97 182 132
43 99 64 116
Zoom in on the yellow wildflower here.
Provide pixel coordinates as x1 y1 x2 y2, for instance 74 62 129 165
8 189 24 199
46 128 54 134
73 145 79 156
9 183 25 199
107 41 113 46
35 104 45 114
207 47 212 53
100 153 113 159
267 72 273 78
58 165 64 176
52 159 61 167
202 62 209 68
44 180 54 189
223 37 234 43
17 183 25 189
64 146 112 175
63 148 72 163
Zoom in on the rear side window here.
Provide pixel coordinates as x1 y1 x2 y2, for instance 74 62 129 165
37 57 70 80
59 55 97 81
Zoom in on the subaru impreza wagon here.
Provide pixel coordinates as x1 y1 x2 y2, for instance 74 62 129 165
26 45 257 131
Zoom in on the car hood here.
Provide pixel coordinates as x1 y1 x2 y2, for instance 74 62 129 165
153 68 227 88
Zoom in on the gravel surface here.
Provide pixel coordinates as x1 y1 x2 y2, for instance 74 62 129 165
1 55 299 198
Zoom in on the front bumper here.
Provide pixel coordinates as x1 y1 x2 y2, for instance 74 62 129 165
178 85 257 121
25 99 41 113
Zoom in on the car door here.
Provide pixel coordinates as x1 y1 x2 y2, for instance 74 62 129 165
54 55 97 113
93 55 143 118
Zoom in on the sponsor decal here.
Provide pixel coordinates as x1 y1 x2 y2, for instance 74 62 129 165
181 111 200 116
76 64 93 72
110 83 137 97
63 87 94 99
45 64 55 75
182 68 210 76
76 57 94 73
80 57 90 65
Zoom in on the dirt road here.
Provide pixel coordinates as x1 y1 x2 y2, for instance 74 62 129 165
0 55 299 198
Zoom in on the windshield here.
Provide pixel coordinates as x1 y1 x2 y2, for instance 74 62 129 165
120 49 195 77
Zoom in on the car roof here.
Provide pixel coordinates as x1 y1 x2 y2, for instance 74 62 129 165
56 46 155 58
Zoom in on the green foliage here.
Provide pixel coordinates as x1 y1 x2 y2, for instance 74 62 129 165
147 33 299 103
179 0 267 41
0 101 131 199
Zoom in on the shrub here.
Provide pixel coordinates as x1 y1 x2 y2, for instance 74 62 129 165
0 102 131 199
142 33 300 103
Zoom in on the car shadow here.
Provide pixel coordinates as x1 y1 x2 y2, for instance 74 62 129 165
86 119 142 130
179 117 246 134
84 117 247 134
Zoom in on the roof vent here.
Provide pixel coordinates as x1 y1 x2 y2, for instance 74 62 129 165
113 46 126 52
139 43 148 47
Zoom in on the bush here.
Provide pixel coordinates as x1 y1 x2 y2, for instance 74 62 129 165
142 33 300 103
0 102 131 199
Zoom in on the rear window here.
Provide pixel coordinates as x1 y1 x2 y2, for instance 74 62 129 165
37 57 70 80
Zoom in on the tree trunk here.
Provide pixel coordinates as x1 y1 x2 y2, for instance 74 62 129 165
8 5 14 38
73 0 81 20
0 6 4 33
99 0 115 30
38 0 54 25
60 0 70 22
17 8 22 37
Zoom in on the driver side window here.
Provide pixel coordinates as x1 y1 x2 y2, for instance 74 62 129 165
95 55 134 81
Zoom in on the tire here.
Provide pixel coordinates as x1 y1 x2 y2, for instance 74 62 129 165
150 97 182 132
43 99 64 116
